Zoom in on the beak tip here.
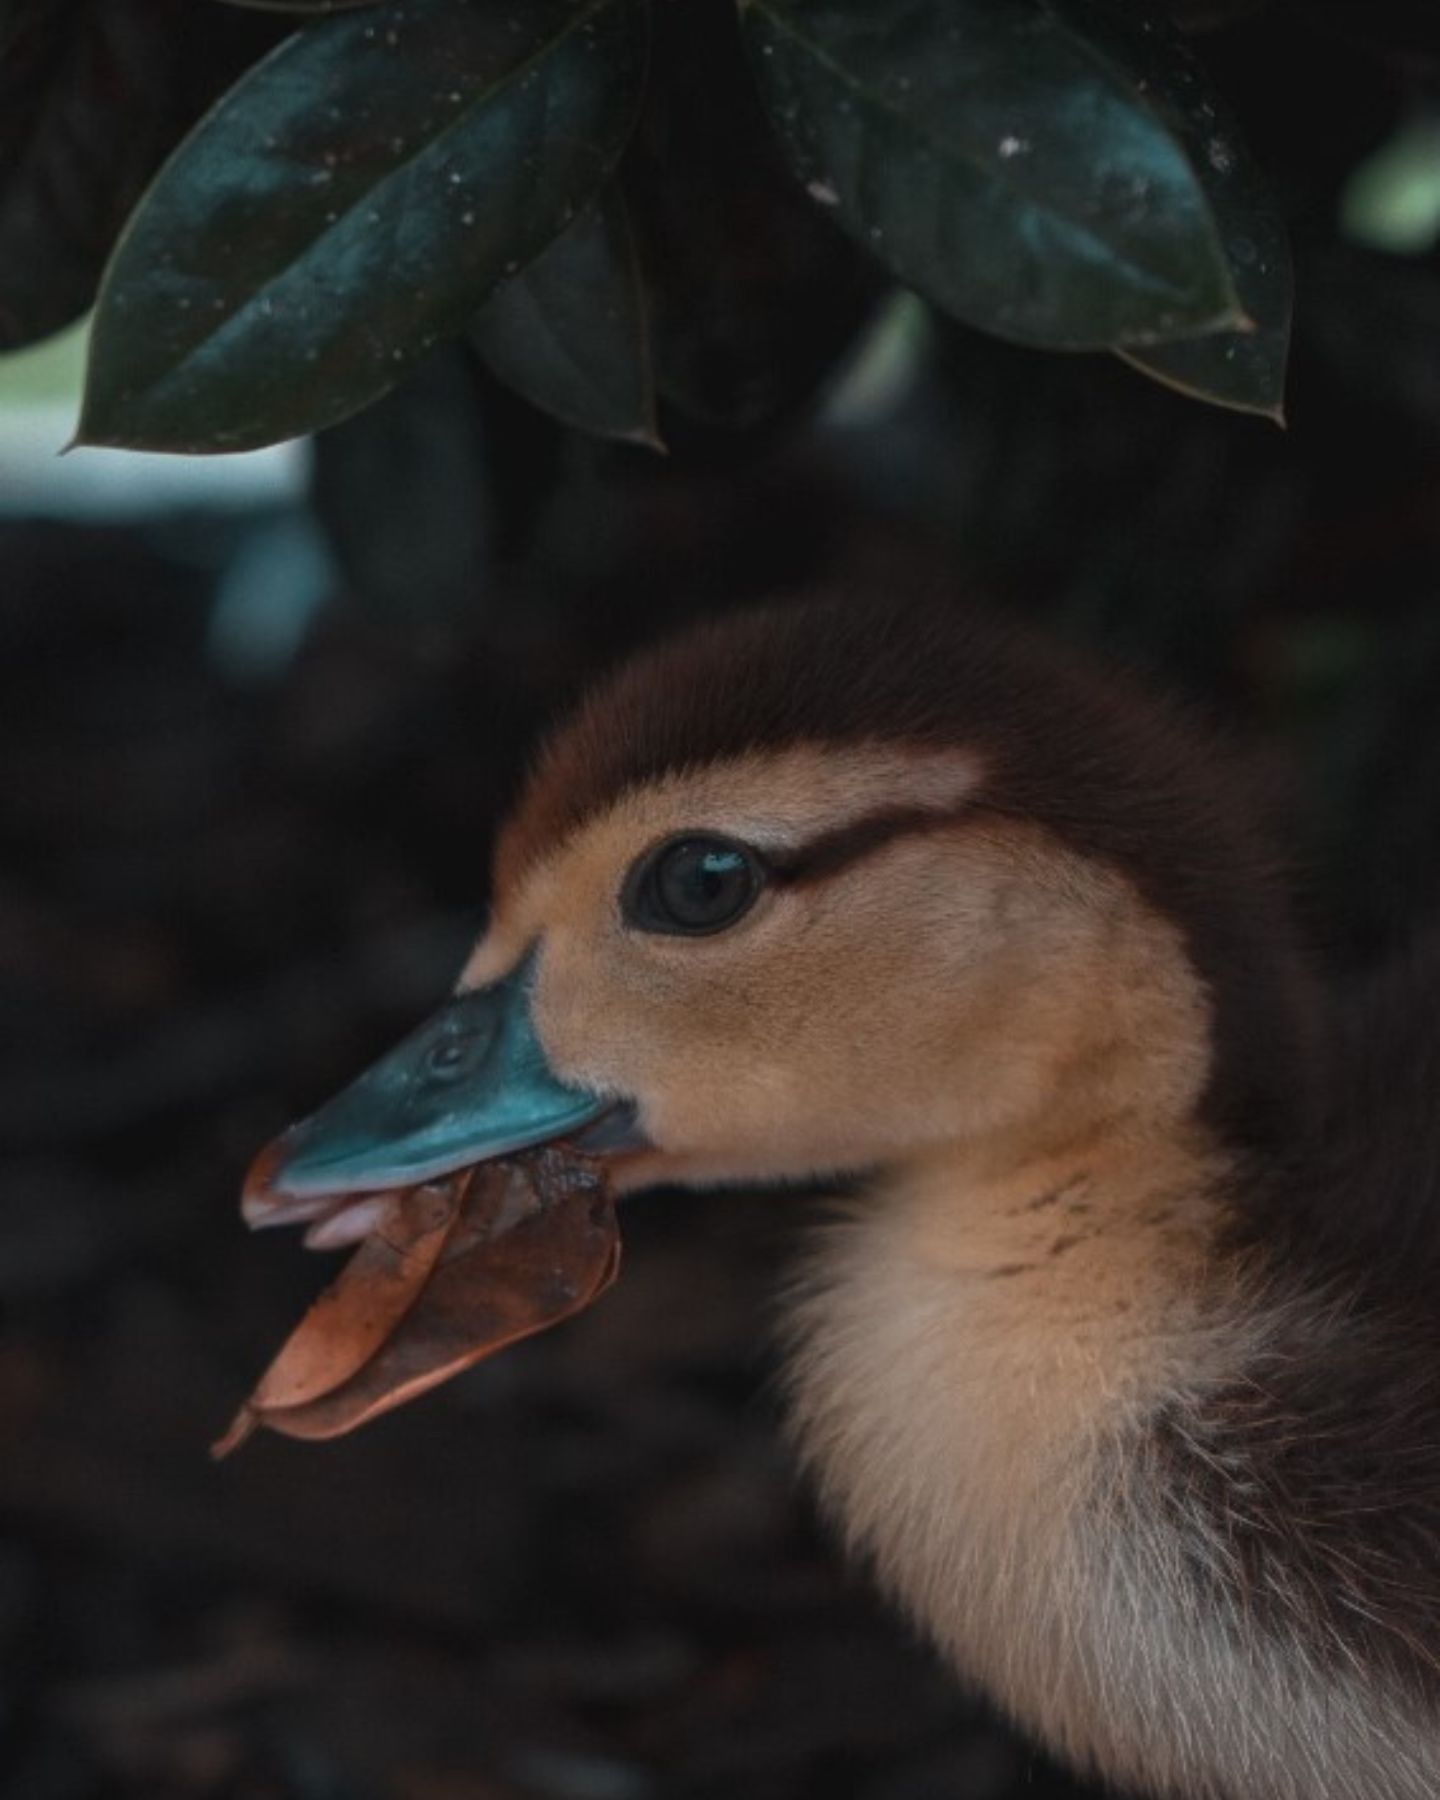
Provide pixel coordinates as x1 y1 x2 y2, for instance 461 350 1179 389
237 967 619 1236
240 1144 327 1231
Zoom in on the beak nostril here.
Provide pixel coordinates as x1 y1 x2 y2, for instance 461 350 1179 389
243 951 612 1205
425 1039 470 1078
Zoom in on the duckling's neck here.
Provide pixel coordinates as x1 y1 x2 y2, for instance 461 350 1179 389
783 1123 1436 1800
785 1123 1233 1666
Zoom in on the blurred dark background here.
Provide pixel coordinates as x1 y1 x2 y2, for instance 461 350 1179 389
8 3 1440 1797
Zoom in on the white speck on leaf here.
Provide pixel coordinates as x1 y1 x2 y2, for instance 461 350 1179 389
998 135 1028 159
807 179 839 206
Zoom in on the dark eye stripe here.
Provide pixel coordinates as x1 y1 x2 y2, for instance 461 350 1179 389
620 801 994 937
766 803 977 887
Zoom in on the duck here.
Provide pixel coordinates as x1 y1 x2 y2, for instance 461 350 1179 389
241 591 1440 1800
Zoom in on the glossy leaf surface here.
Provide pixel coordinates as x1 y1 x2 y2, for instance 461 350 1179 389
470 185 661 448
1056 0 1291 418
1118 173 1288 419
79 0 648 452
741 0 1245 351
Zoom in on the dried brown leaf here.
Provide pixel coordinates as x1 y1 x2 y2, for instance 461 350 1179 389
215 1149 617 1454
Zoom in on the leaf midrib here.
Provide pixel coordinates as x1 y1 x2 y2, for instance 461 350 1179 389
97 0 628 404
746 0 1234 307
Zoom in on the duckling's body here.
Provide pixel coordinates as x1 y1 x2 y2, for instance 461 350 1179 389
518 602 1440 1800
254 595 1440 1799
790 1066 1440 1800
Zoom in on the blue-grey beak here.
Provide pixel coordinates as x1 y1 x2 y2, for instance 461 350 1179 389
243 953 610 1225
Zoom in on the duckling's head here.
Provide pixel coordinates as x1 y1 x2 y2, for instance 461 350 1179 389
251 595 1314 1219
471 595 1312 1196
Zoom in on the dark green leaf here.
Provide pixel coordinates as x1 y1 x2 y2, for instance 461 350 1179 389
78 0 649 453
1116 165 1289 420
740 0 1245 352
1045 0 1290 417
469 186 660 448
0 1 278 352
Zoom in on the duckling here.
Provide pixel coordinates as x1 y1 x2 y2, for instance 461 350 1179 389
246 593 1440 1800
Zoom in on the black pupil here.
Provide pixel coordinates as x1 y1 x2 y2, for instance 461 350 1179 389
658 841 753 929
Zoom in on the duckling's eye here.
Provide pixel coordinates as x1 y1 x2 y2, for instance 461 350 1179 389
623 835 764 936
